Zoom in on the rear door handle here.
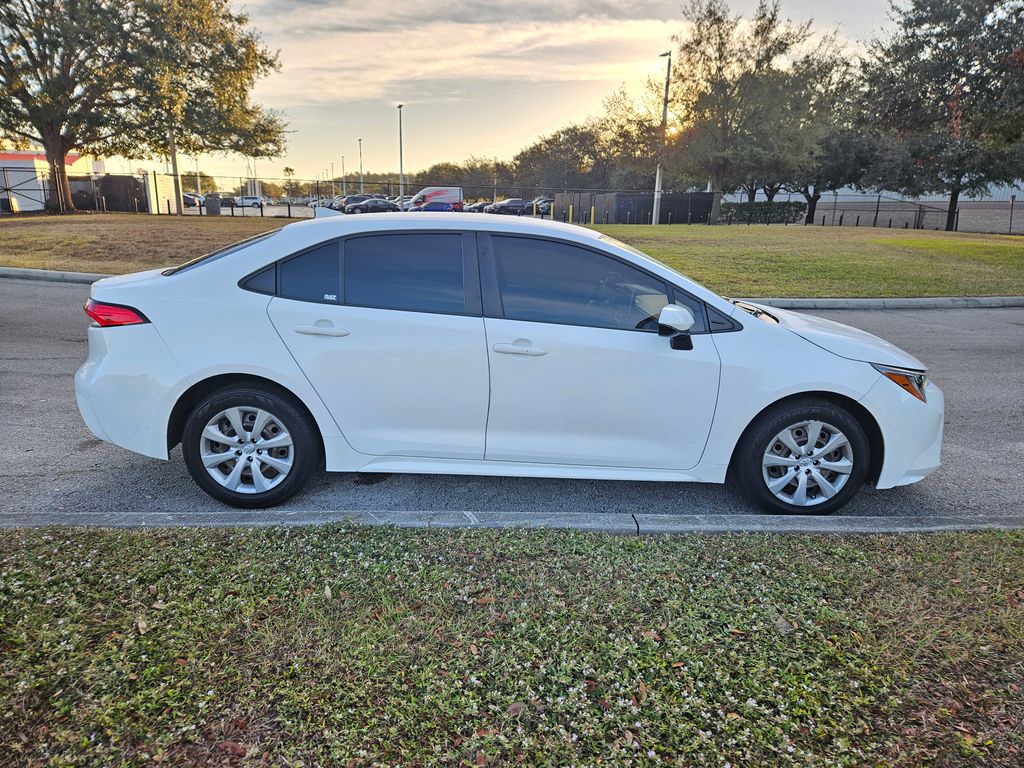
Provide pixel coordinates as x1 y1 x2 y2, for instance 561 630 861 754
493 342 546 356
295 323 349 337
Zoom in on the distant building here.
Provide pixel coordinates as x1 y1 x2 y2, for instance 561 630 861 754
0 149 105 212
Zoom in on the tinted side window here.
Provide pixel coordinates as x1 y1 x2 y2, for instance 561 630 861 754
492 236 670 332
279 242 341 303
344 234 465 314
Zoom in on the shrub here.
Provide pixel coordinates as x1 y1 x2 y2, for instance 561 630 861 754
722 200 807 224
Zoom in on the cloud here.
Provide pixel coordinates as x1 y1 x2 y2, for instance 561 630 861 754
244 3 682 106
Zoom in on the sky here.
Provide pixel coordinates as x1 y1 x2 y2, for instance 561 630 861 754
113 0 892 181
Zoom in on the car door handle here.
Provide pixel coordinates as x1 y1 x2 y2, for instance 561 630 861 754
294 323 349 337
493 342 546 356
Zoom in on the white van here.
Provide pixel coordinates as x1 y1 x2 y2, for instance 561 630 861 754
406 186 463 210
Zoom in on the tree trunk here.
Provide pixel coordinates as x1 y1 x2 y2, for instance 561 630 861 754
709 171 724 224
41 135 74 212
763 183 781 202
804 191 821 224
743 183 757 203
945 186 960 231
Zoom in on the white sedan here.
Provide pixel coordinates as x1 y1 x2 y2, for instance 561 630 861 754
75 214 944 513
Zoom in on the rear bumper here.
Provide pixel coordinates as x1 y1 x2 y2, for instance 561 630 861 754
860 377 945 489
75 324 185 459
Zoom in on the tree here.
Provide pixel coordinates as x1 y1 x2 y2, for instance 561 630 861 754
861 0 1024 230
670 0 814 221
514 123 612 191
0 0 284 211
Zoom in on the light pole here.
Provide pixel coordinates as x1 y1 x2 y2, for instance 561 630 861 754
331 162 335 196
397 104 405 198
342 156 347 194
358 138 364 193
652 50 671 226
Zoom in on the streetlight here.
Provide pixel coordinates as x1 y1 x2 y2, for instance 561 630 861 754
358 138 364 193
397 104 405 198
342 156 347 194
331 162 335 196
652 50 672 226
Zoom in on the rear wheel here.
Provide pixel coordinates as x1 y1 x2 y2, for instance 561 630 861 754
734 398 869 514
182 385 320 508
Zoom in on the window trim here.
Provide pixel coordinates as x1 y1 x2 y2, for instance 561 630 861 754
480 233 716 335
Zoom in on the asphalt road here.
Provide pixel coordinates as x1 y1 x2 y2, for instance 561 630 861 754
2 278 1022 531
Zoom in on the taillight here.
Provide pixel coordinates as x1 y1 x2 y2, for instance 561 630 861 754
84 299 149 327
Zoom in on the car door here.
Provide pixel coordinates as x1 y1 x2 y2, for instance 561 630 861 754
480 234 721 470
266 232 489 459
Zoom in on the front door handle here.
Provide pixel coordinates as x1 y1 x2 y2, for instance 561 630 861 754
295 322 349 337
493 342 546 356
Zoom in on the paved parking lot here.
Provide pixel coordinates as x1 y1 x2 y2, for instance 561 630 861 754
2 278 1022 531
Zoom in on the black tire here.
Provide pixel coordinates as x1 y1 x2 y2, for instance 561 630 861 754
733 397 869 515
182 385 321 508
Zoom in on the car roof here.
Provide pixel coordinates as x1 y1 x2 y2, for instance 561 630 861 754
283 212 607 243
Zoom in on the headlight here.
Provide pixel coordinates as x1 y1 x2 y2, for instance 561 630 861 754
871 363 928 403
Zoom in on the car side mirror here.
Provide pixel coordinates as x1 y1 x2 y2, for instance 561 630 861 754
658 305 696 350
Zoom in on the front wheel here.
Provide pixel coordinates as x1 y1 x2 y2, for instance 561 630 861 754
733 398 869 515
182 385 321 508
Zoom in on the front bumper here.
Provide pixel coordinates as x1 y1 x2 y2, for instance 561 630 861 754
860 376 945 489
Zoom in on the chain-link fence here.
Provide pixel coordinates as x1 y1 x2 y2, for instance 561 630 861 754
2 167 1021 235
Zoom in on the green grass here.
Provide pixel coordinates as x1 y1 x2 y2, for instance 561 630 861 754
596 225 1024 297
2 526 1022 766
0 213 1022 297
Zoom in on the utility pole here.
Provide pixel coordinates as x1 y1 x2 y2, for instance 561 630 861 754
397 104 405 198
652 50 671 226
331 162 335 196
168 126 183 215
358 139 364 193
342 156 347 194
194 156 202 195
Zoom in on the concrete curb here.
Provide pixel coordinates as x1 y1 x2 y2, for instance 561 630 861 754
0 266 109 285
3 509 1021 534
3 266 1023 310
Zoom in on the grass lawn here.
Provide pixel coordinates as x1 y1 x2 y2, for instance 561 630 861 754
1 526 1021 766
1 212 1022 297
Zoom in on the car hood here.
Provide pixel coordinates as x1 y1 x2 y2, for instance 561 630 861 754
744 302 927 370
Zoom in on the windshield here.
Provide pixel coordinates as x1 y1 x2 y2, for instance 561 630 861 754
161 230 279 275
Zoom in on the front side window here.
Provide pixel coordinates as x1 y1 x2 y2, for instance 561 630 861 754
279 242 341 303
491 236 671 332
344 233 465 314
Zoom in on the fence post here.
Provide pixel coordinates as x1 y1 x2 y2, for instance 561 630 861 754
821 215 825 226
568 204 573 223
856 215 860 227
1010 195 1017 235
287 201 292 217
590 205 595 225
873 194 881 227
954 209 959 231
166 199 170 215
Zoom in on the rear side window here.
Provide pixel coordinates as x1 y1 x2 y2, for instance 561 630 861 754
491 236 671 332
344 234 465 314
279 242 341 303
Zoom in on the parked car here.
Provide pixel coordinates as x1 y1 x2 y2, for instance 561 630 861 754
182 193 204 208
409 201 454 212
345 198 400 214
230 195 266 208
77 214 944 512
463 200 490 213
330 194 371 211
407 186 462 211
528 197 553 215
485 198 529 215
